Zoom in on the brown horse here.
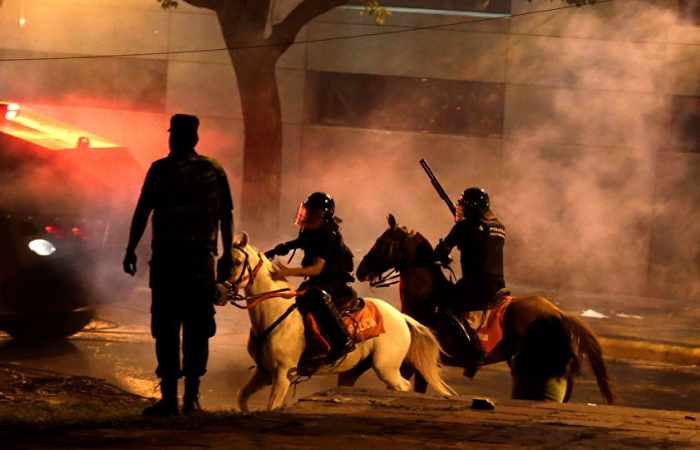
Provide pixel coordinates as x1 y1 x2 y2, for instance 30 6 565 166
355 214 615 404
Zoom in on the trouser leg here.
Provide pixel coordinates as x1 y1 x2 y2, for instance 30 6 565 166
145 299 181 416
182 314 212 379
299 288 353 361
181 285 215 413
153 314 183 380
315 292 353 361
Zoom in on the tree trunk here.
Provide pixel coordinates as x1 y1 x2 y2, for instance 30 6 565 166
228 48 283 240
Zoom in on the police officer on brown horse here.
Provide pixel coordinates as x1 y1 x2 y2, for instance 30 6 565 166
434 187 507 313
265 192 356 372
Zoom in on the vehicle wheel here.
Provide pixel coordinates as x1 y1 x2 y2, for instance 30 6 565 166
1 308 95 340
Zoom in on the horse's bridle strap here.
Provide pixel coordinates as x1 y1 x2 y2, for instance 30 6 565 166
228 288 303 310
226 246 265 291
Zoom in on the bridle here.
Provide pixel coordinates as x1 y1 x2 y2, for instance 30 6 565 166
225 244 262 291
368 231 408 288
220 245 293 309
367 230 456 288
370 268 401 288
218 244 303 349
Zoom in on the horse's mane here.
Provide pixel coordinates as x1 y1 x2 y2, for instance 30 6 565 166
400 228 451 287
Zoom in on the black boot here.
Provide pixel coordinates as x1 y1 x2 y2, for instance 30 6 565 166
143 378 179 417
320 296 355 364
462 325 485 379
183 377 203 415
296 289 354 375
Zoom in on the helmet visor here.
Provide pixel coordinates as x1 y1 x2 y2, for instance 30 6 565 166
455 194 465 222
455 203 465 222
294 203 325 228
294 202 308 227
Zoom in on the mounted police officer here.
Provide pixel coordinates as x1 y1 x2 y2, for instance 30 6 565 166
265 192 355 371
434 187 506 313
123 114 234 416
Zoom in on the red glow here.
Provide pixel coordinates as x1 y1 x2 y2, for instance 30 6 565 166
71 226 82 236
0 101 120 150
44 225 58 234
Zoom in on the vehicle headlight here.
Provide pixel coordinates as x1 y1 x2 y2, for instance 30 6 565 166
28 239 57 256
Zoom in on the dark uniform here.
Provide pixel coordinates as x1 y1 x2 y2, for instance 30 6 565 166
266 192 355 367
124 114 233 416
141 153 233 380
295 226 356 302
436 187 506 312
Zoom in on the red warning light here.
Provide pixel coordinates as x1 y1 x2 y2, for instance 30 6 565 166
44 225 58 234
71 227 82 236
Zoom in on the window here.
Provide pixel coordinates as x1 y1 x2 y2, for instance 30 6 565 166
667 95 700 153
0 50 167 112
306 71 505 137
679 0 700 25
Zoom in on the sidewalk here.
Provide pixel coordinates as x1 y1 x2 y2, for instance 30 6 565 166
511 285 700 365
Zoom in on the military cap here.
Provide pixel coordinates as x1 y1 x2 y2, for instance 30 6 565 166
168 113 200 134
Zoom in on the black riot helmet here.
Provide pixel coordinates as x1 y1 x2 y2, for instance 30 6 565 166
295 192 335 228
457 187 490 220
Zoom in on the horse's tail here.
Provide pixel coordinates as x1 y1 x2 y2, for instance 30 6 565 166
561 314 616 405
403 314 457 397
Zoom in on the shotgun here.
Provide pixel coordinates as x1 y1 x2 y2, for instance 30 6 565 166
419 158 456 217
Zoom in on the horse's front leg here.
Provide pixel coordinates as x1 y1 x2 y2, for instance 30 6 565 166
268 366 292 410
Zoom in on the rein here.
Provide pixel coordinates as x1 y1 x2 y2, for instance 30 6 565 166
220 244 307 347
369 268 401 288
368 231 456 289
221 245 300 309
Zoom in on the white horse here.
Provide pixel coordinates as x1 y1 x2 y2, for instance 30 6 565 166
220 233 456 411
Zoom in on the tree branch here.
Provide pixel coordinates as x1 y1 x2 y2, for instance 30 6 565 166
271 0 349 47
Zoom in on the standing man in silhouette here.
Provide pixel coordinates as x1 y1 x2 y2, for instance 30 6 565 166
123 114 234 416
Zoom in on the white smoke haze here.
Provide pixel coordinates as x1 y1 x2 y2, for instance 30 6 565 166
0 0 697 337
298 0 700 304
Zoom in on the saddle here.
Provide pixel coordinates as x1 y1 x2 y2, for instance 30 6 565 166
465 294 513 354
303 298 385 356
436 292 512 378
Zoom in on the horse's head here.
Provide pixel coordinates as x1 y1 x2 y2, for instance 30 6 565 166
221 232 270 294
357 213 414 284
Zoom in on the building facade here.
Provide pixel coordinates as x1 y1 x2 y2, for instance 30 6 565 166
0 0 698 299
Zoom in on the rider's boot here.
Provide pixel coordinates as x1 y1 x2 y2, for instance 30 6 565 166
143 378 179 417
320 294 355 365
463 325 485 379
297 289 354 376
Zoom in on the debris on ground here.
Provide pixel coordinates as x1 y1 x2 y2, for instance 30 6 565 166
581 309 609 319
0 363 151 426
616 313 644 320
471 397 496 410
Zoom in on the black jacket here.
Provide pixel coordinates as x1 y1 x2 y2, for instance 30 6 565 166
438 210 505 280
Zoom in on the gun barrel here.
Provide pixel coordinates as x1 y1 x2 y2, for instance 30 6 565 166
419 159 456 216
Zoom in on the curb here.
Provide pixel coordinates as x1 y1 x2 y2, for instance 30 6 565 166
600 337 700 366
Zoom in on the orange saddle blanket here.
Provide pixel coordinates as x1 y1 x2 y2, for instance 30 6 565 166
465 296 513 354
304 300 385 354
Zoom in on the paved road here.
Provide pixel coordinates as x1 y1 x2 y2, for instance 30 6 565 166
4 388 699 450
1 294 698 413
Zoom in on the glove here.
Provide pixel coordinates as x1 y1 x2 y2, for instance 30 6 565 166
434 240 452 265
264 242 291 259
217 253 233 282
